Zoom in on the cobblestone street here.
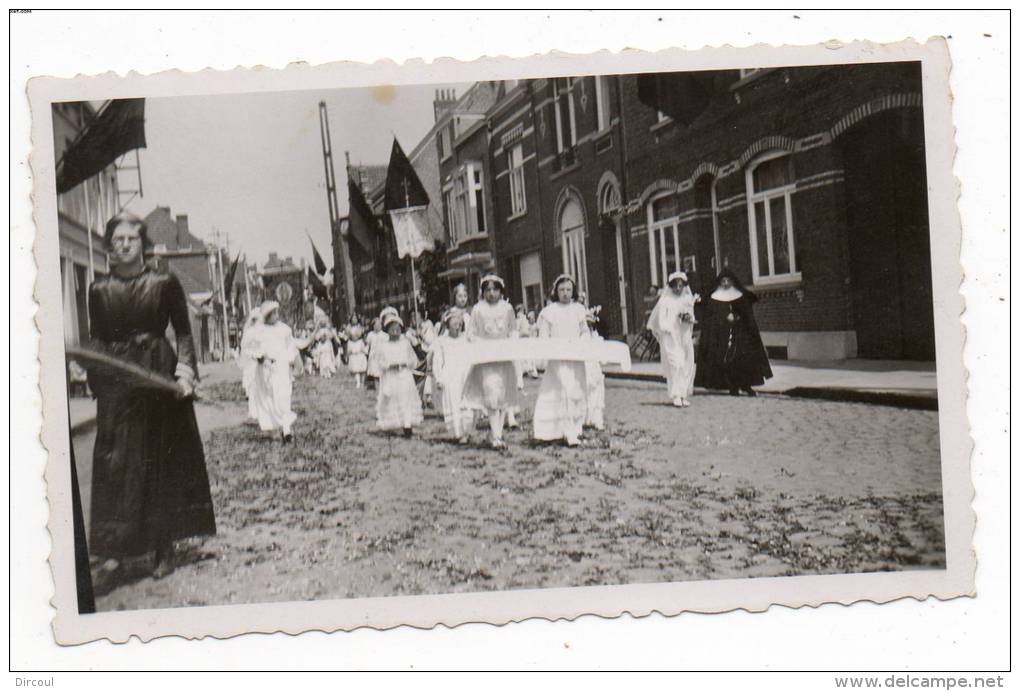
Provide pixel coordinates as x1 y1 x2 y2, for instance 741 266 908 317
87 367 945 612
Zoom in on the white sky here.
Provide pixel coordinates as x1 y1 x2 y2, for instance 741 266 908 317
126 82 471 268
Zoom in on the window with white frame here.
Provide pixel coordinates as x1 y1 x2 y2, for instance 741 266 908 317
595 76 611 131
745 152 799 283
553 77 577 153
471 165 486 234
507 144 526 216
443 186 460 245
445 162 487 247
646 192 683 288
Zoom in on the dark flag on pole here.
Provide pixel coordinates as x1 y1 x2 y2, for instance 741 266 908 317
384 138 429 211
223 252 240 299
307 267 329 300
384 138 433 259
346 177 376 255
56 98 147 194
308 234 328 276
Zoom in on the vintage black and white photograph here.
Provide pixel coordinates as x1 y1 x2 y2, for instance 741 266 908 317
31 39 972 641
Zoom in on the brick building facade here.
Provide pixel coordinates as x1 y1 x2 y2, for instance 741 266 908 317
618 63 932 359
436 82 501 301
344 64 934 361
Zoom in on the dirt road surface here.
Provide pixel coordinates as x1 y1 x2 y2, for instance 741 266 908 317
84 366 945 612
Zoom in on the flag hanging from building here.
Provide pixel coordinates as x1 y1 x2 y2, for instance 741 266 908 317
384 138 434 259
56 98 146 194
308 234 328 275
636 71 717 126
346 177 376 255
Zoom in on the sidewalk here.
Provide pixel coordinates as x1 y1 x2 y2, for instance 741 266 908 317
604 358 938 409
68 359 243 435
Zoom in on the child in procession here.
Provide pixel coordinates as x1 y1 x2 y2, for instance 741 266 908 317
365 317 386 390
313 326 338 378
430 307 472 443
346 323 369 389
239 305 265 424
252 301 303 443
372 312 424 436
462 275 522 450
533 275 590 447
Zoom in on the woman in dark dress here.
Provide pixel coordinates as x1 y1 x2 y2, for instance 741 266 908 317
87 212 216 587
694 270 773 396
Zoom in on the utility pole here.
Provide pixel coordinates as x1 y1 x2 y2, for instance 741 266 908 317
243 258 253 313
318 101 355 324
211 228 230 358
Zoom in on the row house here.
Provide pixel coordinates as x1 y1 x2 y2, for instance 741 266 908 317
435 82 502 300
488 76 631 335
479 64 932 361
619 63 932 360
144 207 228 363
53 102 119 348
351 63 933 361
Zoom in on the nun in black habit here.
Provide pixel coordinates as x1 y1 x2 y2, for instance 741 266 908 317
694 270 773 395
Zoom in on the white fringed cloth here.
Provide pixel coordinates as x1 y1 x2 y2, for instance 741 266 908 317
457 337 632 373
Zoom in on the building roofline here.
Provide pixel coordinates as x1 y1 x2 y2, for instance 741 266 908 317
486 82 529 122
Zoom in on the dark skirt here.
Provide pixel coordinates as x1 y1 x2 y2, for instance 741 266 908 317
695 324 773 391
89 338 215 558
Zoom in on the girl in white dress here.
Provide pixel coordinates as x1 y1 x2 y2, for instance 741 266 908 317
239 306 264 423
462 275 521 449
252 301 302 443
372 312 424 435
346 324 368 389
365 317 386 390
514 304 539 382
431 308 471 442
451 283 472 335
533 275 589 446
647 270 698 407
313 327 338 378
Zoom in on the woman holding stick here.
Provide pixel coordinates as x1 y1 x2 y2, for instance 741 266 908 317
85 212 216 589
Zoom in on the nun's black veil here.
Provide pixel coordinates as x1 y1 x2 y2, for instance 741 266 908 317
711 269 756 302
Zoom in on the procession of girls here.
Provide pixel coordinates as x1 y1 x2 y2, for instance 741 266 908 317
238 268 772 448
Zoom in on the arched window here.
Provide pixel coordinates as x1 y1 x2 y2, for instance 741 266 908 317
558 197 588 296
745 151 799 284
645 191 681 288
599 181 620 216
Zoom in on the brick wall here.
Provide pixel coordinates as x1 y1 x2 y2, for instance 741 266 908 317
618 62 925 340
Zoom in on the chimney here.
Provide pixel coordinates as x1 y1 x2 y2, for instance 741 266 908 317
433 88 457 123
175 214 190 250
268 252 279 267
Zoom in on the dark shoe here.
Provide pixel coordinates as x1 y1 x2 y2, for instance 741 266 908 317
742 387 757 397
282 433 294 444
403 427 413 438
729 388 740 396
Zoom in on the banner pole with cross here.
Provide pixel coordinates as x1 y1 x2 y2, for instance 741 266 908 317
402 178 422 326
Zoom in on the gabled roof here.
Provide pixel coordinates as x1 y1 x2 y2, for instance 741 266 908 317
144 206 206 251
349 165 388 196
